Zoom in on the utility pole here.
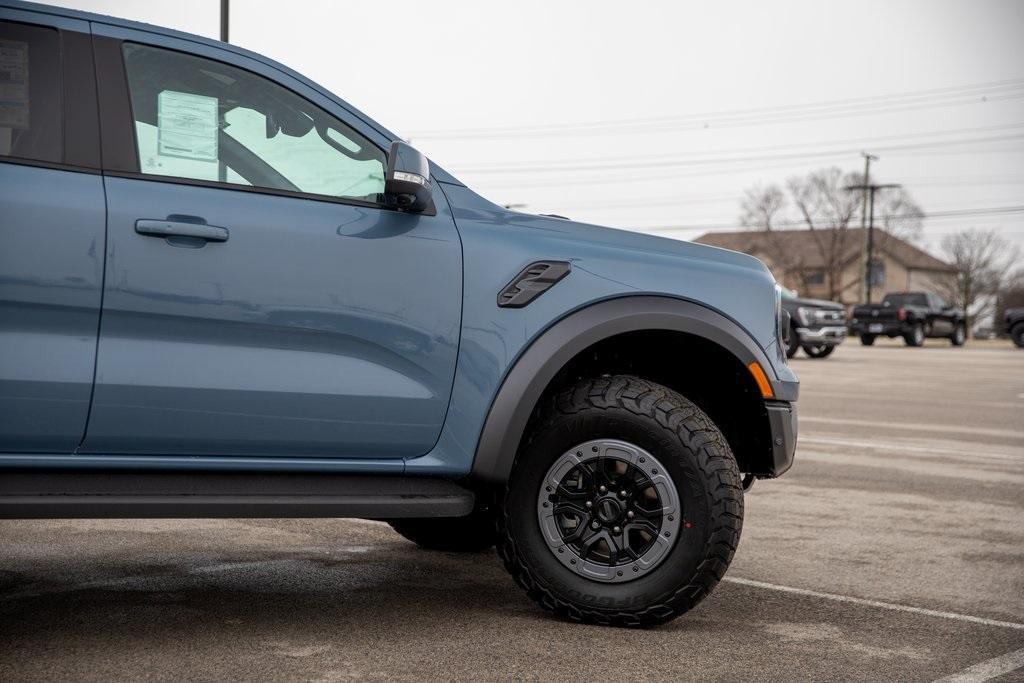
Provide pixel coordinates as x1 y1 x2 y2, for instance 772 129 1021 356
845 181 901 304
220 0 229 43
856 153 877 303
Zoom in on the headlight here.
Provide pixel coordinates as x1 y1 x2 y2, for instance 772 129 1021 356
774 284 786 349
795 306 814 326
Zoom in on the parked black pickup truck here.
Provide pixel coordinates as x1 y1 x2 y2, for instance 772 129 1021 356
781 288 847 358
850 292 966 347
1006 308 1024 348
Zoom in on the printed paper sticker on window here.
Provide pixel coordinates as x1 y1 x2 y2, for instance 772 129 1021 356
157 90 218 161
0 39 30 130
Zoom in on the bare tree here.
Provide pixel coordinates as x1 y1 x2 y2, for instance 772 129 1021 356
938 229 1021 335
738 184 801 277
875 187 925 249
740 167 926 300
785 168 862 299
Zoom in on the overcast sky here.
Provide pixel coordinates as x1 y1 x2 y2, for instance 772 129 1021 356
46 0 1024 256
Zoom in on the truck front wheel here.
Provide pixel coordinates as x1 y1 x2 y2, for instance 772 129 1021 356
785 324 801 358
860 334 876 346
801 343 835 358
498 375 743 627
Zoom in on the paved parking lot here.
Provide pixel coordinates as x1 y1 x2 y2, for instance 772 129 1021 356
1 340 1022 681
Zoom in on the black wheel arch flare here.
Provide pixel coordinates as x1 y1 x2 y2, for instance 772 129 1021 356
470 295 796 483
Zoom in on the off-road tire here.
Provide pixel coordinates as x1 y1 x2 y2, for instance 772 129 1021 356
860 334 876 346
801 343 835 358
950 323 966 347
497 375 743 627
389 505 498 552
904 323 925 347
1012 323 1024 348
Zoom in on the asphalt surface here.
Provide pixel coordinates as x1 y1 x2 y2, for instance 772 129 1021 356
1 339 1022 681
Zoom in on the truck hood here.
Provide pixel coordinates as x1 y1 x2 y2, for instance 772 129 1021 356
439 182 787 359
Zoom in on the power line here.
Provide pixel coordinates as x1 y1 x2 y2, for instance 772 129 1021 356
451 122 1024 172
416 78 1024 135
550 182 1024 213
408 78 1024 139
633 205 1024 233
471 141 1024 191
455 131 1024 175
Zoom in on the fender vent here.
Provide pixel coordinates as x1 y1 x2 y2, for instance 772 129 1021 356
497 261 572 308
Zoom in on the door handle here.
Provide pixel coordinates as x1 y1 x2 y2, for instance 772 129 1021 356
135 219 229 242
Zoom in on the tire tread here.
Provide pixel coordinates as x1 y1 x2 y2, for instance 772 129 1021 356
496 374 743 627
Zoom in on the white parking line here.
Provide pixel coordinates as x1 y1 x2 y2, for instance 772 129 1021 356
723 577 1024 630
933 647 1024 683
799 435 1024 461
800 416 1024 440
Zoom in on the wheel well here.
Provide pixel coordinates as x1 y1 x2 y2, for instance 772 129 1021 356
526 330 774 475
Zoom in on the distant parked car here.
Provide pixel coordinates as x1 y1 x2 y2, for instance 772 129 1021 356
850 292 966 347
1006 308 1024 348
780 288 846 358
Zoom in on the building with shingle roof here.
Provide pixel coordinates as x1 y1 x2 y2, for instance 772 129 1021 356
694 227 956 305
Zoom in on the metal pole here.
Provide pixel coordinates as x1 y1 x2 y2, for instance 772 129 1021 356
220 0 229 43
858 153 876 303
866 187 877 305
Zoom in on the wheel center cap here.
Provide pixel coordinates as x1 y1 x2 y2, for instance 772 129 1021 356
595 497 622 524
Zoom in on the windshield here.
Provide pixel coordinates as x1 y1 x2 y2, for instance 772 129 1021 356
882 293 928 307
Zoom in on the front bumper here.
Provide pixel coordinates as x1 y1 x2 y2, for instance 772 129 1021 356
764 400 797 477
795 325 847 345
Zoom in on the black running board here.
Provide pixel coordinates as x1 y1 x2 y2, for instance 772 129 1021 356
0 472 475 519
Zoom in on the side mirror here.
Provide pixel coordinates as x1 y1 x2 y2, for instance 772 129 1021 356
385 141 432 212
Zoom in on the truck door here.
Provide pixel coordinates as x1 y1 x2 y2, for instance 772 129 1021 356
79 28 462 460
0 11 104 453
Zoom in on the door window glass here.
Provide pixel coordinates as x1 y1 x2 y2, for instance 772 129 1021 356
0 21 61 163
121 43 385 202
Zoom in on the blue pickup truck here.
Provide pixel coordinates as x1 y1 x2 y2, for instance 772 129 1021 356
0 1 797 626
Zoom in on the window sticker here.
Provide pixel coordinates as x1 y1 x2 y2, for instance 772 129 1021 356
157 90 219 161
0 39 30 130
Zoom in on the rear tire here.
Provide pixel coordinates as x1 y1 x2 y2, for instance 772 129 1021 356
389 505 498 552
860 334 876 346
904 323 925 347
950 323 966 347
801 343 835 358
1010 322 1024 348
498 375 743 627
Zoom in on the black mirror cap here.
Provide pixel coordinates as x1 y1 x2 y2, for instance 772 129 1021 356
385 141 432 212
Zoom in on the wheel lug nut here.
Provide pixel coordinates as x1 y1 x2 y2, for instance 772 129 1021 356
627 511 635 519
599 485 607 493
585 501 593 508
591 521 600 530
619 490 628 498
612 526 621 534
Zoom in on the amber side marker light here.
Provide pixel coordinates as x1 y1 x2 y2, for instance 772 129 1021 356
747 361 775 399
